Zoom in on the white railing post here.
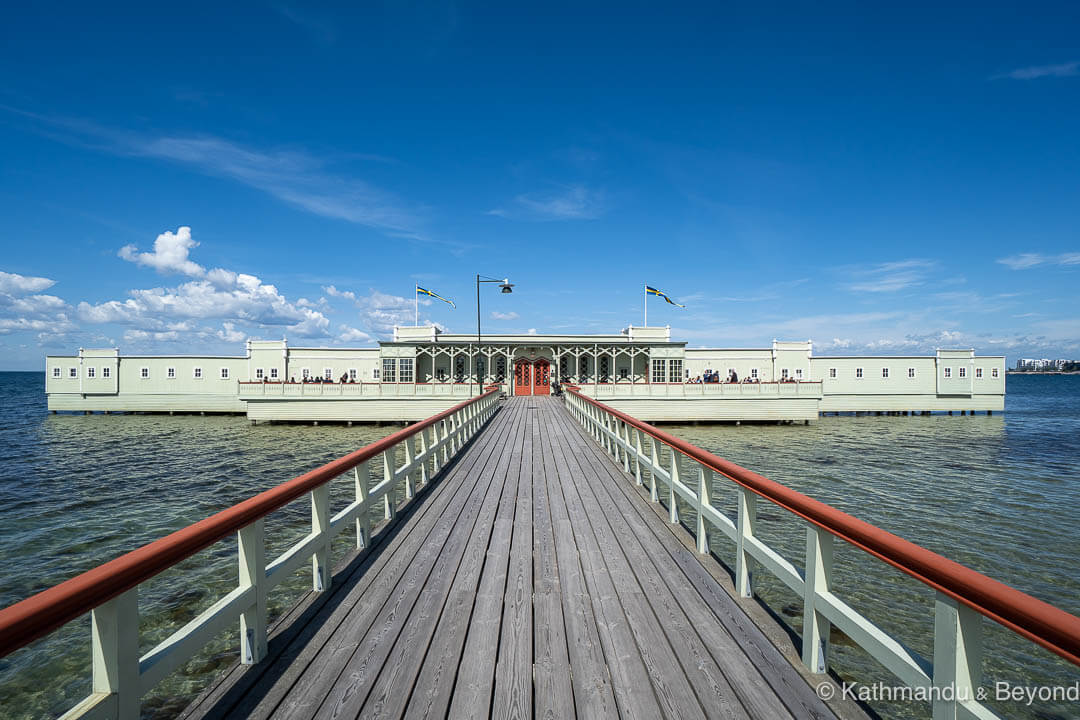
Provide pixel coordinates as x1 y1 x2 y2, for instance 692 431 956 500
354 461 371 550
802 524 833 673
440 418 450 465
696 465 711 555
735 486 757 597
932 593 984 720
403 435 415 501
649 437 661 503
238 518 267 664
620 421 631 474
311 483 330 592
668 450 680 525
383 449 396 521
91 587 140 720
633 427 644 487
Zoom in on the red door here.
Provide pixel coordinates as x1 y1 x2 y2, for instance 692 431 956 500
514 359 532 396
533 359 550 396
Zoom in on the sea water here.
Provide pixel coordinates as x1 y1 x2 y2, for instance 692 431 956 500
0 372 1077 718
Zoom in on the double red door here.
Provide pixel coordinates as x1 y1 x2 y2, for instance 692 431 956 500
514 359 550 396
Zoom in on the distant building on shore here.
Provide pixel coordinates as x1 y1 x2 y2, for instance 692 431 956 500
1015 358 1074 371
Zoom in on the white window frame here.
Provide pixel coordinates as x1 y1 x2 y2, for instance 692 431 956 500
324 367 333 381
668 359 683 384
382 358 397 383
69 367 77 378
750 368 758 380
167 367 176 379
975 368 983 379
270 368 279 380
958 367 966 378
140 367 150 379
373 368 380 380
881 367 889 379
52 367 61 378
795 368 804 380
399 358 414 383
255 368 264 380
220 367 230 379
829 368 837 379
302 368 311 380
781 368 790 380
992 368 999 378
194 367 203 379
103 366 111 379
944 367 952 378
908 367 916 378
651 358 666 383
87 366 96 378
855 368 863 379
348 368 357 382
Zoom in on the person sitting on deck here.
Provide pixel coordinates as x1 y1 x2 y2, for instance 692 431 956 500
340 372 348 384
730 369 739 383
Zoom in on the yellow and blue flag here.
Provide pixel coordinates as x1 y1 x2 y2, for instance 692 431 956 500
645 285 685 307
417 286 455 308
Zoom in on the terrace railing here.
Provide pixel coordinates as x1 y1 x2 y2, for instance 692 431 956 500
564 387 1080 720
0 389 500 719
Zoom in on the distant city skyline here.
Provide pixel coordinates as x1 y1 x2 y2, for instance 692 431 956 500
2 3 1078 370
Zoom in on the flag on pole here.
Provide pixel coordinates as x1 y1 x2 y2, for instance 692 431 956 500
416 286 456 308
645 286 685 307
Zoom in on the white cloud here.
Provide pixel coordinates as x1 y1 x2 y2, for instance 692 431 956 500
491 311 519 320
0 287 76 336
491 185 606 221
323 285 357 301
993 61 1079 80
527 328 537 335
118 226 205 277
217 322 246 343
356 290 417 335
0 270 56 294
996 252 1080 270
845 259 936 293
338 325 373 343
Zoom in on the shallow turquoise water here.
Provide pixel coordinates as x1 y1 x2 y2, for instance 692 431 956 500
0 372 1078 718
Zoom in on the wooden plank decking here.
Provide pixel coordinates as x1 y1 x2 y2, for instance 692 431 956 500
182 397 848 720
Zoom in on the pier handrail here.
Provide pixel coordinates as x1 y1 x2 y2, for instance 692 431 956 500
564 387 1080 718
0 389 500 719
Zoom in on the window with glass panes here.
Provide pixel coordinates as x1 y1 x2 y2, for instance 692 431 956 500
668 359 683 383
399 358 414 383
651 358 666 383
382 358 397 382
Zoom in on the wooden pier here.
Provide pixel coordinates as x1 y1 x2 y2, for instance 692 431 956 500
181 397 843 719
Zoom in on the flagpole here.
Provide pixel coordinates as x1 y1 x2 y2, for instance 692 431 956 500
643 283 647 327
415 285 418 326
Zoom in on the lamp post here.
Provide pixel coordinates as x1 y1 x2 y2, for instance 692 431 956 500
476 274 514 395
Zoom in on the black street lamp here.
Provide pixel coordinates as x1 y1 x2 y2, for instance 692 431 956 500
476 275 514 395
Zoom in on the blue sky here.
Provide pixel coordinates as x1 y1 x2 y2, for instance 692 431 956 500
2 2 1078 369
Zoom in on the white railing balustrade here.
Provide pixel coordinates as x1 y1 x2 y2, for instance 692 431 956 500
564 388 1080 720
0 390 501 720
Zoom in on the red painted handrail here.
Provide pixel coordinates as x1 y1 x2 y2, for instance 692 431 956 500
566 387 1080 666
0 390 498 658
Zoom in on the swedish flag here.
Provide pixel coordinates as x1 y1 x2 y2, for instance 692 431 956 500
417 286 456 308
646 285 685 307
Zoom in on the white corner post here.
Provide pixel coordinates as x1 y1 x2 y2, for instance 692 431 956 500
91 587 140 720
311 483 330 592
802 524 833 673
354 461 371 550
238 518 267 664
696 466 712 555
932 593 984 720
735 486 757 598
